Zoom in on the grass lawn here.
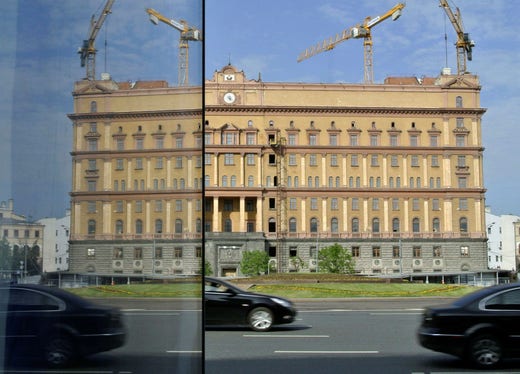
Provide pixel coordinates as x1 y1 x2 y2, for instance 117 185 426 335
65 278 477 299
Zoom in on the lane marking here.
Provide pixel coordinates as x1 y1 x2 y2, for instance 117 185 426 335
300 308 424 313
166 350 202 354
243 334 329 338
369 312 423 315
275 350 379 354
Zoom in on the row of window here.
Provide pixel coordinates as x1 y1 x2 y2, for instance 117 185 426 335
112 178 203 192
86 246 202 259
87 218 202 235
204 197 471 213
2 229 40 239
349 244 470 258
86 200 202 214
205 153 468 168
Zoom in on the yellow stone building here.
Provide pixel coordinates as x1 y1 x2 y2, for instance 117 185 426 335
67 64 488 281
204 65 487 278
68 79 203 278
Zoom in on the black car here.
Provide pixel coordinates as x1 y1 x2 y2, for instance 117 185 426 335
0 283 126 367
418 282 520 368
204 277 297 331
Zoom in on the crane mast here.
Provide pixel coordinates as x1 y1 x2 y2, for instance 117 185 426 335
78 0 115 81
439 0 474 75
297 3 405 84
146 8 202 86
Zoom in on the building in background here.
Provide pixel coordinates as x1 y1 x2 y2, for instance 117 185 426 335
204 64 488 280
67 78 203 282
0 199 44 279
485 207 520 273
37 210 70 274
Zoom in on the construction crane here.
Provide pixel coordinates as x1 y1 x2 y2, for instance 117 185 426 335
146 8 202 86
297 3 405 84
439 0 475 75
78 0 115 81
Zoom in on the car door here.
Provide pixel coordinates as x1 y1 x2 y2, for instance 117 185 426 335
205 281 252 325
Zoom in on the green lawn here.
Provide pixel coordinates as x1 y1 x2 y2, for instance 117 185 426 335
66 280 477 299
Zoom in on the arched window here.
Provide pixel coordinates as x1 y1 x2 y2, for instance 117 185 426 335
196 218 202 233
224 219 232 232
175 219 183 233
392 218 400 233
115 220 123 234
155 219 163 234
310 217 318 233
352 218 359 233
356 177 361 188
180 179 185 189
248 175 254 187
412 218 420 233
268 218 276 232
287 176 292 187
376 177 381 188
432 218 440 232
153 179 159 189
389 177 394 188
336 177 340 187
294 176 299 187
331 217 339 233
204 175 210 187
135 219 143 234
88 220 96 235
460 217 468 233
222 175 228 187
429 177 434 188
315 177 319 188
396 177 401 187
369 177 374 187
289 217 297 233
160 179 165 190
90 101 97 113
328 176 333 187
456 96 463 108
173 179 178 189
417 177 421 188
409 177 414 188
349 176 354 188
372 218 380 233
231 175 237 187
308 177 312 187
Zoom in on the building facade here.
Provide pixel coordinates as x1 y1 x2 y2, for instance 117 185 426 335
37 210 70 274
485 207 519 272
204 64 488 277
67 79 203 279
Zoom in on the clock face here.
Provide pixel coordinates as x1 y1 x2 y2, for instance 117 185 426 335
224 74 235 81
223 92 236 104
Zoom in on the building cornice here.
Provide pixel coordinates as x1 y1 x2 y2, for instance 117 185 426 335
67 109 203 121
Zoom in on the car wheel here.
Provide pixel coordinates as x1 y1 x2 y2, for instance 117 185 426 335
247 307 274 332
468 334 502 368
44 334 75 368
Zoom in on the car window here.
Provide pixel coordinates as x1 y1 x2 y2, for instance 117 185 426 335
484 288 520 310
7 289 62 312
205 281 230 293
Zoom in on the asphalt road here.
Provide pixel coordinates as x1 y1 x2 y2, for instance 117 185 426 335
5 298 520 373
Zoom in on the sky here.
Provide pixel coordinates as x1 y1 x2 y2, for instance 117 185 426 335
1 0 519 220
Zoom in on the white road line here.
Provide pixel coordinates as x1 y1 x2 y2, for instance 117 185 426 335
275 350 379 354
300 309 424 313
124 312 181 316
166 350 202 354
243 334 329 338
369 312 423 315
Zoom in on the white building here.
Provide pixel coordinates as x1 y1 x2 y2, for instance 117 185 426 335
38 210 70 273
485 207 520 272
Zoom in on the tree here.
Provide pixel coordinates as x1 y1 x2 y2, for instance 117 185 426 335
289 256 305 272
0 237 11 272
203 259 213 276
318 243 355 274
240 250 269 276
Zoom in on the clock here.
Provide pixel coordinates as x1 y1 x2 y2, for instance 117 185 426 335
224 74 235 81
223 92 236 104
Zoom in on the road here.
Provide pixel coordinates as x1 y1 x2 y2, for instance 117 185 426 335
4 298 520 373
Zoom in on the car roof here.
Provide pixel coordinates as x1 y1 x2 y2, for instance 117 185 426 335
2 284 94 308
453 282 520 306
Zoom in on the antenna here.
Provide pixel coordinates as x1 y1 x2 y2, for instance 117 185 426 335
443 12 448 67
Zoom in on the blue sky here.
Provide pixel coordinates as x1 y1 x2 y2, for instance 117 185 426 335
1 0 519 219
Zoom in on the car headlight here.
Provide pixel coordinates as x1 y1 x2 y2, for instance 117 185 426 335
270 297 292 308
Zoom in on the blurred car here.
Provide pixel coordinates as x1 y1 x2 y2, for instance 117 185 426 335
0 283 126 367
418 282 520 368
204 277 297 331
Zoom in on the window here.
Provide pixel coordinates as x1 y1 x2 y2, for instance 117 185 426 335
432 198 440 211
390 155 398 167
351 218 359 233
288 154 297 166
310 198 318 210
330 154 338 166
135 158 143 169
456 135 466 147
135 200 142 213
155 219 163 234
457 155 466 167
115 220 123 234
246 154 255 165
289 198 297 210
115 200 123 213
288 133 297 145
224 153 234 165
156 137 164 149
175 156 183 168
432 218 440 232
413 246 422 258
331 218 339 233
289 217 297 232
155 157 163 169
309 154 317 166
351 198 359 211
389 134 398 147
351 246 360 257
460 245 469 257
372 247 381 257
411 155 419 167
246 133 256 145
456 118 464 128
205 153 212 165
350 134 358 146
372 198 379 210
430 135 438 147
116 138 125 150
329 134 337 146
370 134 379 146
331 198 338 210
456 96 463 108
88 139 98 151
351 154 358 167
116 158 124 170
433 246 442 257
309 134 317 145
88 220 96 235
135 138 144 150
410 135 418 146
175 219 183 233
392 198 399 211
372 218 380 233
460 217 468 233
392 246 400 258
370 155 378 167
458 177 467 188
412 198 420 211
87 201 96 213
459 198 468 211
431 155 439 167
135 219 143 234
392 218 400 233
310 218 318 233
412 218 420 233
87 248 95 258
87 180 97 191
